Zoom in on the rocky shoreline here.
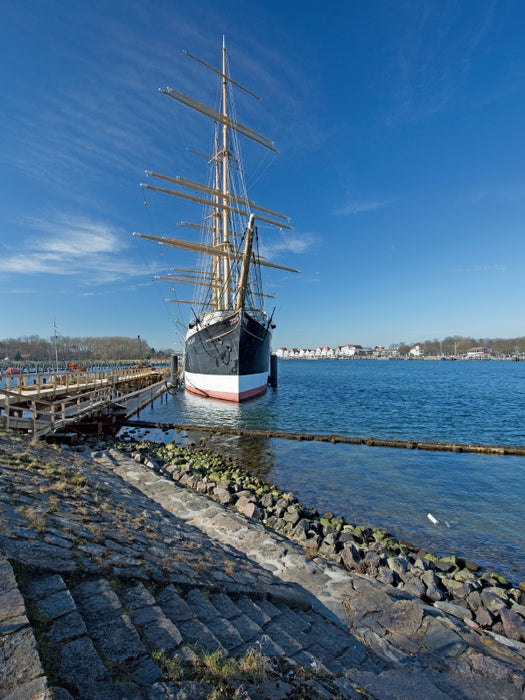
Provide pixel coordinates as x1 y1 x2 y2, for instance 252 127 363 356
2 426 525 698
117 434 525 646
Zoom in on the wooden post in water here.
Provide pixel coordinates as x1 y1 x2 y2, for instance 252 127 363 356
268 354 278 388
170 354 178 385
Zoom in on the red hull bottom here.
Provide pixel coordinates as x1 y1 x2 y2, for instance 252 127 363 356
185 382 267 403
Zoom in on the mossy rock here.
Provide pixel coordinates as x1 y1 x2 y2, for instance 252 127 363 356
440 554 464 568
372 528 387 541
454 568 476 582
422 551 439 563
331 516 345 531
353 525 367 538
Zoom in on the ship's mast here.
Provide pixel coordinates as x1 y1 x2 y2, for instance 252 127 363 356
221 37 230 310
134 40 299 313
235 214 255 310
213 133 221 310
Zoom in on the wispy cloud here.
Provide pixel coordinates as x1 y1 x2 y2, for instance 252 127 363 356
0 214 143 283
383 2 496 124
334 198 395 216
467 182 525 204
455 263 506 274
259 230 319 261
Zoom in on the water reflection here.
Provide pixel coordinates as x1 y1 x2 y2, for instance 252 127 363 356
184 431 276 480
128 391 277 479
174 387 281 432
178 391 247 429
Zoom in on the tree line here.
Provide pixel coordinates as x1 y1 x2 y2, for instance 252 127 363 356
397 335 525 357
0 335 172 362
3 333 524 363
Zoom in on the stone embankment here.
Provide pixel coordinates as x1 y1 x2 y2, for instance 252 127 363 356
1 428 525 699
125 438 525 642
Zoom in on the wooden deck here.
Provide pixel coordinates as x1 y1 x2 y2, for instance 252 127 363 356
0 366 172 437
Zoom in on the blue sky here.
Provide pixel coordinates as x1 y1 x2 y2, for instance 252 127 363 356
2 0 524 352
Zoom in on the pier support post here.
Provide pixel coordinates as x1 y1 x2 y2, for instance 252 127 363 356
268 354 278 388
170 354 179 386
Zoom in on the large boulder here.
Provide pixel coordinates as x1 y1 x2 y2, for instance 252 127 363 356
235 496 261 520
499 606 525 642
213 485 234 505
340 544 362 572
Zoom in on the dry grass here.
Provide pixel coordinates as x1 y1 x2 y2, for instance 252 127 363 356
223 559 235 578
197 646 268 686
151 645 269 692
21 506 47 534
237 646 268 682
151 649 183 682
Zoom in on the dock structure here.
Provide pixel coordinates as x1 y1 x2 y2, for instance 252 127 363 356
0 365 172 437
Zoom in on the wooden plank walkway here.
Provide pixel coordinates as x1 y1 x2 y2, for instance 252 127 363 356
0 366 171 436
1 366 167 400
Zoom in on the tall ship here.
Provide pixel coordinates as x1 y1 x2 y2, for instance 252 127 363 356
134 39 299 402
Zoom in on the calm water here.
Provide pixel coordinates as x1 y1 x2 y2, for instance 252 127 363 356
128 360 525 584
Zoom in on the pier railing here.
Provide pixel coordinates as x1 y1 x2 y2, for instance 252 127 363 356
1 366 167 398
0 366 171 437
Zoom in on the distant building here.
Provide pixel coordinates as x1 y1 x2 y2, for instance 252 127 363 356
275 343 391 360
409 343 423 357
315 346 334 358
338 344 361 357
466 346 492 358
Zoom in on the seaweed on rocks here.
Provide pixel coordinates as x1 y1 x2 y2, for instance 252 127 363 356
110 435 525 646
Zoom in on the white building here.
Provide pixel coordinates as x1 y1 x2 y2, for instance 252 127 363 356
339 344 360 357
466 346 492 359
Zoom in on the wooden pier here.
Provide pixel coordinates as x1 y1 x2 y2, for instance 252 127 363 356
0 365 172 438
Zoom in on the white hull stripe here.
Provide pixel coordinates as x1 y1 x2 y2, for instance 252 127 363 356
184 370 268 402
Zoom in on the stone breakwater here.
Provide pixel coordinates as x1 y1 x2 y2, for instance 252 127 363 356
1 427 525 699
123 437 525 645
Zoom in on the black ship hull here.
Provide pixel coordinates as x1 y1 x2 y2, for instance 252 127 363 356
184 309 271 402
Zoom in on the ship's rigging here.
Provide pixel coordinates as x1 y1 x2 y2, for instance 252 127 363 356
134 40 297 319
133 38 299 402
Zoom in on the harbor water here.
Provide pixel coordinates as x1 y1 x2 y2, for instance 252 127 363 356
128 359 525 584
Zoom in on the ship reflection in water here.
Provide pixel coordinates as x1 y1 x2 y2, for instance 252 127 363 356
129 389 277 480
176 392 276 479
